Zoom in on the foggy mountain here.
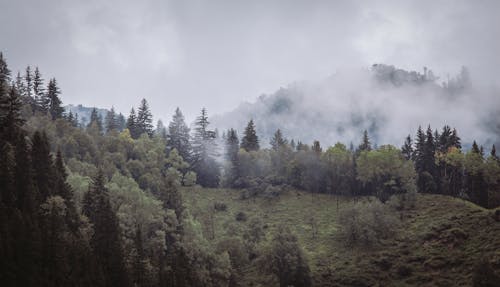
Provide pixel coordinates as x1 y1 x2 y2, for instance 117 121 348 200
212 64 499 149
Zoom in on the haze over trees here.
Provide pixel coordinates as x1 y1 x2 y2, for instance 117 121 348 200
1 52 499 286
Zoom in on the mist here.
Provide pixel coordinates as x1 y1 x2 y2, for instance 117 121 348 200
212 65 500 149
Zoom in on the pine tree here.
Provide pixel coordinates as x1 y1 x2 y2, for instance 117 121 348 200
87 108 103 134
168 107 191 162
414 126 426 172
31 131 54 200
225 128 240 186
137 98 153 137
84 170 130 287
127 108 140 139
47 78 63 120
357 130 372 152
472 140 480 154
191 108 220 187
401 134 413 160
491 144 498 161
116 113 126 131
24 66 33 102
0 86 25 142
241 119 259 152
33 67 48 113
270 129 287 151
155 119 167 140
105 107 118 133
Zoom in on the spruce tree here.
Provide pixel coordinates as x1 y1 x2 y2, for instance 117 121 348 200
168 107 191 162
33 67 48 113
401 134 413 160
137 98 153 137
87 108 103 134
84 170 130 287
270 129 287 151
155 119 167 140
241 119 259 152
31 131 54 200
225 128 240 186
127 108 140 139
357 130 372 152
24 66 33 102
105 107 118 133
47 78 64 120
0 86 25 142
116 113 126 131
191 108 220 187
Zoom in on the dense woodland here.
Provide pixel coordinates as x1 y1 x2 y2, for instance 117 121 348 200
1 52 500 286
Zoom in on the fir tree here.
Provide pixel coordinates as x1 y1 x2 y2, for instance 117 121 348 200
225 128 240 186
47 78 64 119
270 129 287 151
116 113 126 131
33 67 48 113
155 119 167 140
127 108 140 139
137 98 153 137
24 66 33 102
191 108 220 187
105 107 118 133
357 130 372 152
0 86 25 142
401 134 413 160
31 131 54 200
241 119 259 152
168 107 191 162
84 170 130 287
87 108 103 134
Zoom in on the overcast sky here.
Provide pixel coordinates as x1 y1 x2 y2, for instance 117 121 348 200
1 0 499 123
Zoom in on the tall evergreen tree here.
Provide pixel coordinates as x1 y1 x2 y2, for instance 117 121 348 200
401 134 413 160
270 129 287 151
33 67 48 113
225 128 240 186
116 112 126 131
46 78 63 120
24 66 33 102
87 108 103 134
31 131 54 200
0 86 25 142
191 108 220 187
83 170 130 287
127 108 140 139
241 119 259 152
155 119 167 140
137 98 153 137
104 107 118 133
357 130 372 152
168 107 191 162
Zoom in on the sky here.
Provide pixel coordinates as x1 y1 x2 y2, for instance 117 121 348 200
1 0 499 124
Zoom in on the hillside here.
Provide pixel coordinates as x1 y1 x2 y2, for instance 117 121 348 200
181 187 500 286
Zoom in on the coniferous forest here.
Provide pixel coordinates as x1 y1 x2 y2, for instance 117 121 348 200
1 48 500 286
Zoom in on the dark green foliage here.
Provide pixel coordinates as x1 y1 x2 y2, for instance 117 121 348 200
127 108 140 139
137 98 154 137
225 128 240 186
84 170 130 287
241 119 259 151
261 226 311 287
104 106 118 133
191 108 220 187
87 107 103 134
357 129 372 153
401 134 413 160
168 107 191 162
31 131 54 200
47 78 64 119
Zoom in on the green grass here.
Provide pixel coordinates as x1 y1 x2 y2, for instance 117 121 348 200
181 187 500 286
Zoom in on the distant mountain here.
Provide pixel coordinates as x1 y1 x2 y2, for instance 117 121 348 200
65 104 109 126
212 64 497 148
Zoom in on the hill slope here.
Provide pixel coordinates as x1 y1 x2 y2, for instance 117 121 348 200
181 187 500 286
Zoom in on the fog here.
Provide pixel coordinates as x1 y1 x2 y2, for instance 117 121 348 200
1 0 499 141
212 65 500 149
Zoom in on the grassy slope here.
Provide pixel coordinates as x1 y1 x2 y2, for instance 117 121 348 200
181 187 500 286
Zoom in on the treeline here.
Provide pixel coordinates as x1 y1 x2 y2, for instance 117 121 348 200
219 121 500 208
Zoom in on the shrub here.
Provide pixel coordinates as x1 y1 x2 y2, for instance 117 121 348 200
338 200 399 246
235 211 247 222
214 202 228 212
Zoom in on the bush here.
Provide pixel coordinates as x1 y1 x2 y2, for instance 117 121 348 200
214 202 228 212
338 200 399 246
235 212 247 222
388 189 417 211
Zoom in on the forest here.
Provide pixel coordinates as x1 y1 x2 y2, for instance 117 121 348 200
1 52 500 287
